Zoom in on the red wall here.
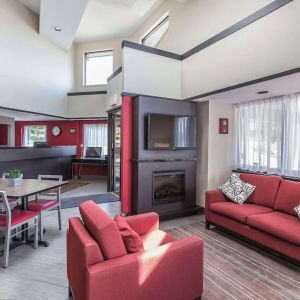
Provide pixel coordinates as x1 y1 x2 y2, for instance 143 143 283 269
0 124 8 145
15 120 108 176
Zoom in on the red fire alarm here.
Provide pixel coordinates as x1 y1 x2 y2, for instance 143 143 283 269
219 118 229 134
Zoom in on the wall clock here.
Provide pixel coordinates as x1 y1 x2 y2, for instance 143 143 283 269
52 126 61 136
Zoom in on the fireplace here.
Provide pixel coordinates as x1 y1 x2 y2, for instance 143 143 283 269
153 171 185 205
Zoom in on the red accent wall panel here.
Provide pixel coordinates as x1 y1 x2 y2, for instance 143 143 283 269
0 124 8 145
15 120 108 176
121 96 133 214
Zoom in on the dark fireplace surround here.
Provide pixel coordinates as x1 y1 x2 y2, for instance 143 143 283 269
131 96 199 219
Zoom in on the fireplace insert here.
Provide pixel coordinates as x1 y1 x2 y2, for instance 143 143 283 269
153 171 185 205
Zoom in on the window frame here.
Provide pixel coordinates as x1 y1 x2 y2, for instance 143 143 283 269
83 49 113 87
140 13 169 48
23 125 47 147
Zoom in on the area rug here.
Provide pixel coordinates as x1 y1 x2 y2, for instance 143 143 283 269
61 193 119 209
167 223 300 300
40 182 89 196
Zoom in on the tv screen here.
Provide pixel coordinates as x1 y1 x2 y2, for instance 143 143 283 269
147 113 196 150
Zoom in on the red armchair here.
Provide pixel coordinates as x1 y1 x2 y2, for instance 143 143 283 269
67 202 203 300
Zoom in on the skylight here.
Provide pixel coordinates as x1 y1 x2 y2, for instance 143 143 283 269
141 15 169 48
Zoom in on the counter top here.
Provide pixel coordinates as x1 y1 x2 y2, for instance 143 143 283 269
0 146 77 162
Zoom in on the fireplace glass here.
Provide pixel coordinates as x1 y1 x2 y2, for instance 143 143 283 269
153 171 185 205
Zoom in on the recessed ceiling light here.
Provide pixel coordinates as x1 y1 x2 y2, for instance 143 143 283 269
54 27 62 32
257 90 269 94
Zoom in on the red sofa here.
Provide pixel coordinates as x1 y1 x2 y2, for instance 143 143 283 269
67 201 203 300
205 173 300 263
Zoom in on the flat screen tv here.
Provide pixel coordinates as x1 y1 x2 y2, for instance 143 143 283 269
147 113 196 150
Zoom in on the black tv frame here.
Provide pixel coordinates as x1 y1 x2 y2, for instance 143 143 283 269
147 113 196 150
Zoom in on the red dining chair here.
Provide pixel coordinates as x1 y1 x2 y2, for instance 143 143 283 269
0 191 38 268
27 175 63 242
1 173 20 207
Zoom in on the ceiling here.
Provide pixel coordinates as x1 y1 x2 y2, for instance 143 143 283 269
74 0 165 42
195 72 300 104
18 0 165 48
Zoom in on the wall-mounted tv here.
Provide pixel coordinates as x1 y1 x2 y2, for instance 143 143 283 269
147 113 196 150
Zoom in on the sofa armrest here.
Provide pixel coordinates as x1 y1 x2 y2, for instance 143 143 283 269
205 189 228 221
124 212 159 236
86 236 203 300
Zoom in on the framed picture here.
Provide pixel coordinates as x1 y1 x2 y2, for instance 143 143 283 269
219 118 229 134
69 128 76 134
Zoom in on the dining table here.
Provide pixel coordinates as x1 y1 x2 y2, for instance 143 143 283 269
0 178 68 251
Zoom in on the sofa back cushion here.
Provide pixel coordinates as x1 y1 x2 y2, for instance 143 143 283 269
79 200 127 259
274 179 300 217
239 173 281 208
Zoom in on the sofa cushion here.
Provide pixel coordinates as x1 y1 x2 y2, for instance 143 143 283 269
247 211 300 246
210 202 273 224
79 200 127 259
239 173 281 208
274 179 300 217
218 173 255 204
114 215 144 253
140 229 177 251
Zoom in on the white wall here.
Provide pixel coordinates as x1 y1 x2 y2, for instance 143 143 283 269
131 0 272 54
107 72 123 110
123 47 181 99
196 100 235 207
0 116 15 147
73 38 124 92
182 0 300 99
0 0 74 116
67 95 108 118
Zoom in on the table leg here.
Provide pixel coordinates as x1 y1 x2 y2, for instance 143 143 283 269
21 196 28 242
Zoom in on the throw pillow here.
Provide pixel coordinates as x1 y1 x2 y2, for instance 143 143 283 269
294 205 300 218
114 215 144 253
218 173 256 204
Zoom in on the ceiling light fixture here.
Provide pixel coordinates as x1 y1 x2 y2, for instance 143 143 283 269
257 90 269 94
54 27 62 32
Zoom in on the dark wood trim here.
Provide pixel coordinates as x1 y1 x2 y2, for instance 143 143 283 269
210 222 300 267
122 40 182 60
106 104 122 113
67 91 107 96
107 67 122 82
121 92 182 102
0 106 67 119
233 168 300 183
0 106 107 120
182 0 292 59
184 66 300 101
131 158 197 163
122 1 292 62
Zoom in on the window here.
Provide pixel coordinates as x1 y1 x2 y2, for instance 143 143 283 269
23 125 47 147
235 93 300 177
141 15 169 48
84 124 108 156
84 50 113 86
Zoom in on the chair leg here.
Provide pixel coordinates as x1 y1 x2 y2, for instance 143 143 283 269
34 217 38 249
58 206 62 230
39 213 44 241
3 228 10 268
206 221 211 230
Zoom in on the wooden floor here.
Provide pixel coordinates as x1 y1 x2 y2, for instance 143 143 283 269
0 201 202 300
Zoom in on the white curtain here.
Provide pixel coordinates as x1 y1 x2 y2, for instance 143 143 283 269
84 124 108 156
235 93 300 177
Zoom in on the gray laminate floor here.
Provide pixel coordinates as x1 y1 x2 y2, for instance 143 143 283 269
0 201 203 300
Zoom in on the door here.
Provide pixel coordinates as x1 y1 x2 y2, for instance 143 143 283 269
108 108 121 196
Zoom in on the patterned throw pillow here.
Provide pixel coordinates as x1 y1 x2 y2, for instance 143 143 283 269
294 205 300 219
218 173 256 205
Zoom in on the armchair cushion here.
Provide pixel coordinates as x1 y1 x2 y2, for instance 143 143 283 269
114 215 144 253
79 201 126 260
